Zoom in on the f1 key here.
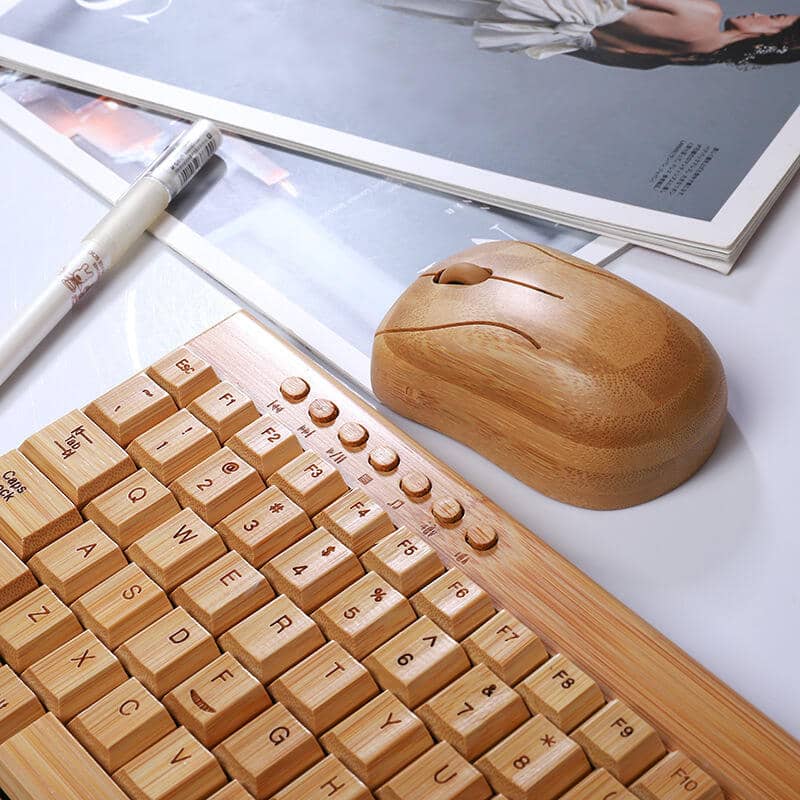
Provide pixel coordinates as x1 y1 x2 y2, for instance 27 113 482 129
20 410 135 507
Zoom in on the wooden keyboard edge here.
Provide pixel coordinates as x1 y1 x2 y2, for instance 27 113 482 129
189 310 800 800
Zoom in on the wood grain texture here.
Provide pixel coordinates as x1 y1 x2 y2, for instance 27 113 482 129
371 241 727 510
188 311 800 800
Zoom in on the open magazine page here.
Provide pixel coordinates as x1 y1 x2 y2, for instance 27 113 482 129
0 74 597 362
0 0 797 269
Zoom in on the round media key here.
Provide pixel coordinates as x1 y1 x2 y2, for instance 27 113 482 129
369 446 400 472
280 376 310 402
465 525 498 551
338 422 369 448
400 471 432 498
308 398 339 424
431 496 464 525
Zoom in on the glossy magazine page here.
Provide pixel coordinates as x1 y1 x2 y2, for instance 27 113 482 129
0 0 797 269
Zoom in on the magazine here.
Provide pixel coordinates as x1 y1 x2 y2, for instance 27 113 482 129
0 0 797 270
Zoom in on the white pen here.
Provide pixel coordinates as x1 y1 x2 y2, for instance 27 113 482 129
0 119 222 388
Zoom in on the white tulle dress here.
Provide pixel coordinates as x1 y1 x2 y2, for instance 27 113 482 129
377 0 630 59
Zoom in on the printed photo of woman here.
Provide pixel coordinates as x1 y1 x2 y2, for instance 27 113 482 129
378 0 800 67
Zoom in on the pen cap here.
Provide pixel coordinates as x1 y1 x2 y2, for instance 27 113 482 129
145 119 222 200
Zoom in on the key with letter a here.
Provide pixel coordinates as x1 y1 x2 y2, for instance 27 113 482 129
20 410 135 506
113 725 227 800
272 755 371 800
213 703 324 799
476 715 590 800
376 741 492 800
320 691 433 789
0 713 129 799
0 585 82 671
29 520 126 604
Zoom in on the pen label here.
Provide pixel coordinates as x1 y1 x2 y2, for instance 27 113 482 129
58 245 105 306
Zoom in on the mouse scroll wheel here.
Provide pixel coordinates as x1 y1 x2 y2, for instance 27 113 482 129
434 263 493 286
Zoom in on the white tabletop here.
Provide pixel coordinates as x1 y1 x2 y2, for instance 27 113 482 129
1 124 798 739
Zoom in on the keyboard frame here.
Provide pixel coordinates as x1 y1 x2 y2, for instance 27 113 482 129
186 311 798 800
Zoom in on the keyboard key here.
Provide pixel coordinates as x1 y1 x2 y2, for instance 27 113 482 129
163 652 271 748
630 751 724 800
83 467 180 548
362 528 445 596
68 677 176 772
219 595 325 684
227 415 304 480
213 704 324 799
170 447 264 526
0 449 82 558
72 562 172 650
314 571 416 660
127 508 227 592
561 769 635 799
270 640 379 735
217 486 313 567
517 654 605 733
321 691 433 788
0 585 82 671
269 450 349 516
113 725 226 800
476 715 591 800
364 616 470 708
116 607 219 698
20 410 135 506
263 527 364 612
0 664 44 743
0 713 128 799
147 346 219 407
572 699 666 784
172 551 274 636
22 629 126 722
29 520 126 604
272 754 371 800
0 540 37 612
411 568 494 640
208 783 254 800
418 664 530 760
85 372 177 446
128 409 220 485
313 488 395 554
187 381 260 443
463 610 548 686
377 741 492 800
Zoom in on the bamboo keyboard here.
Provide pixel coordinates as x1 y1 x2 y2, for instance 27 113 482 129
0 313 796 800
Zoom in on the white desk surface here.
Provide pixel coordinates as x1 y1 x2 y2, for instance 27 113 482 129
1 125 798 739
